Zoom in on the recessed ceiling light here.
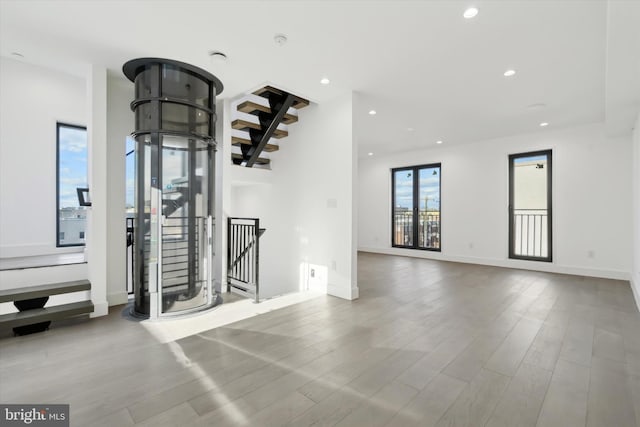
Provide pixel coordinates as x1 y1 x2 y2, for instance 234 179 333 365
274 34 288 46
407 127 414 132
436 140 443 144
320 77 330 85
11 52 24 58
463 7 479 19
369 110 377 115
368 152 374 156
540 122 549 127
504 69 516 77
526 103 546 110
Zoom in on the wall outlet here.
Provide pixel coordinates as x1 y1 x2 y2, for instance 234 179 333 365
331 260 337 270
469 242 474 249
587 250 595 259
310 268 315 278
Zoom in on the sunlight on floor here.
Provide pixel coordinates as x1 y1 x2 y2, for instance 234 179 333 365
167 341 250 425
141 290 324 344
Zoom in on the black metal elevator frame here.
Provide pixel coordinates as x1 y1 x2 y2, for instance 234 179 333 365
123 58 223 318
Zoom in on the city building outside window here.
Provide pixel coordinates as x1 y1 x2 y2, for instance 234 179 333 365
391 163 441 251
57 123 87 247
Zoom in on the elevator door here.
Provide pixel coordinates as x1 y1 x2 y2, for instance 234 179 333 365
160 136 212 314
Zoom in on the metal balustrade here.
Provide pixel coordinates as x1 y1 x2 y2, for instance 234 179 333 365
227 217 264 303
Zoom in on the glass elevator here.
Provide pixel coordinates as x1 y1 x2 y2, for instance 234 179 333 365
123 58 223 319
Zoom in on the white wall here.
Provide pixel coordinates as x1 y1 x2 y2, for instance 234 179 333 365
227 93 358 300
632 113 640 308
0 58 130 315
0 58 86 257
86 64 109 317
359 122 632 280
105 75 133 306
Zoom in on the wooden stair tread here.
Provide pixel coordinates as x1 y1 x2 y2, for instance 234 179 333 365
237 101 298 125
0 300 94 329
231 136 279 152
232 153 270 165
0 279 91 303
231 119 260 131
231 120 288 139
252 86 310 110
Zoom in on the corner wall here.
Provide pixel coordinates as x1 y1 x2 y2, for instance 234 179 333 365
359 122 632 281
228 93 358 300
632 113 640 308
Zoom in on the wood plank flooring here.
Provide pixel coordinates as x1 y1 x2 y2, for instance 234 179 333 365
1 252 639 426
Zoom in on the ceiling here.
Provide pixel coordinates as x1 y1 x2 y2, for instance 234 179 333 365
1 0 639 157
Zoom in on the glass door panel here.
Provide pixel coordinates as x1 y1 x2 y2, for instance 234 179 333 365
393 169 414 247
418 166 441 249
509 150 552 261
160 135 211 314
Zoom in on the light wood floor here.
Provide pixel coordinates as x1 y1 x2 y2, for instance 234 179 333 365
1 252 639 427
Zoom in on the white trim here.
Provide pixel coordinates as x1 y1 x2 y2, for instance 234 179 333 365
327 283 359 300
90 300 108 317
0 244 84 258
107 291 129 307
358 246 631 281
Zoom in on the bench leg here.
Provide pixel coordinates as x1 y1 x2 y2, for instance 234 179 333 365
13 297 52 336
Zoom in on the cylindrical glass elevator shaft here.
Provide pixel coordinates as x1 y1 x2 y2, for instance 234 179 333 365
123 58 223 319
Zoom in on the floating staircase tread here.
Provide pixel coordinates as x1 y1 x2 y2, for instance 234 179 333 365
0 300 94 329
231 136 279 152
232 119 260 131
232 153 270 165
0 279 91 303
237 101 270 115
237 101 299 125
281 115 298 125
252 86 310 110
231 120 288 139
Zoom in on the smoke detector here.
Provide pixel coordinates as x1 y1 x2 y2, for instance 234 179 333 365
274 34 288 46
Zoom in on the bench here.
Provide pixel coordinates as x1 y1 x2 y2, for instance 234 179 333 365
0 279 93 335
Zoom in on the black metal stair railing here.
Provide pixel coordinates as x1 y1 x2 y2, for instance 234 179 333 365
227 217 265 303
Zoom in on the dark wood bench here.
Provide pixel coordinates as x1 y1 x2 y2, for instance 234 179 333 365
0 280 93 335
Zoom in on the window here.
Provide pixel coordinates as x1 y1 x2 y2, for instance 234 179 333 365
392 163 441 250
57 123 88 247
509 150 552 261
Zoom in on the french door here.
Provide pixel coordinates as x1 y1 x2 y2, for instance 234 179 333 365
392 163 441 251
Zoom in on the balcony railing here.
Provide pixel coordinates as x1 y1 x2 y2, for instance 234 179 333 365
393 211 440 249
513 209 548 258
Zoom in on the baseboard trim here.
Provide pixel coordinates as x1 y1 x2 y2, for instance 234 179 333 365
327 283 359 301
631 276 640 312
90 300 109 317
358 246 631 281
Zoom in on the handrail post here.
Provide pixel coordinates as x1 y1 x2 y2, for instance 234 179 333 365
254 218 260 303
227 216 231 293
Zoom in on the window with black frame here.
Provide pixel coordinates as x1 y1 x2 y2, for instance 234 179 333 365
392 163 441 250
508 150 552 261
56 123 88 247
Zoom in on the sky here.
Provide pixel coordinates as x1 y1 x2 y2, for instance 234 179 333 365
514 154 548 164
126 137 135 207
58 125 87 209
394 166 440 211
